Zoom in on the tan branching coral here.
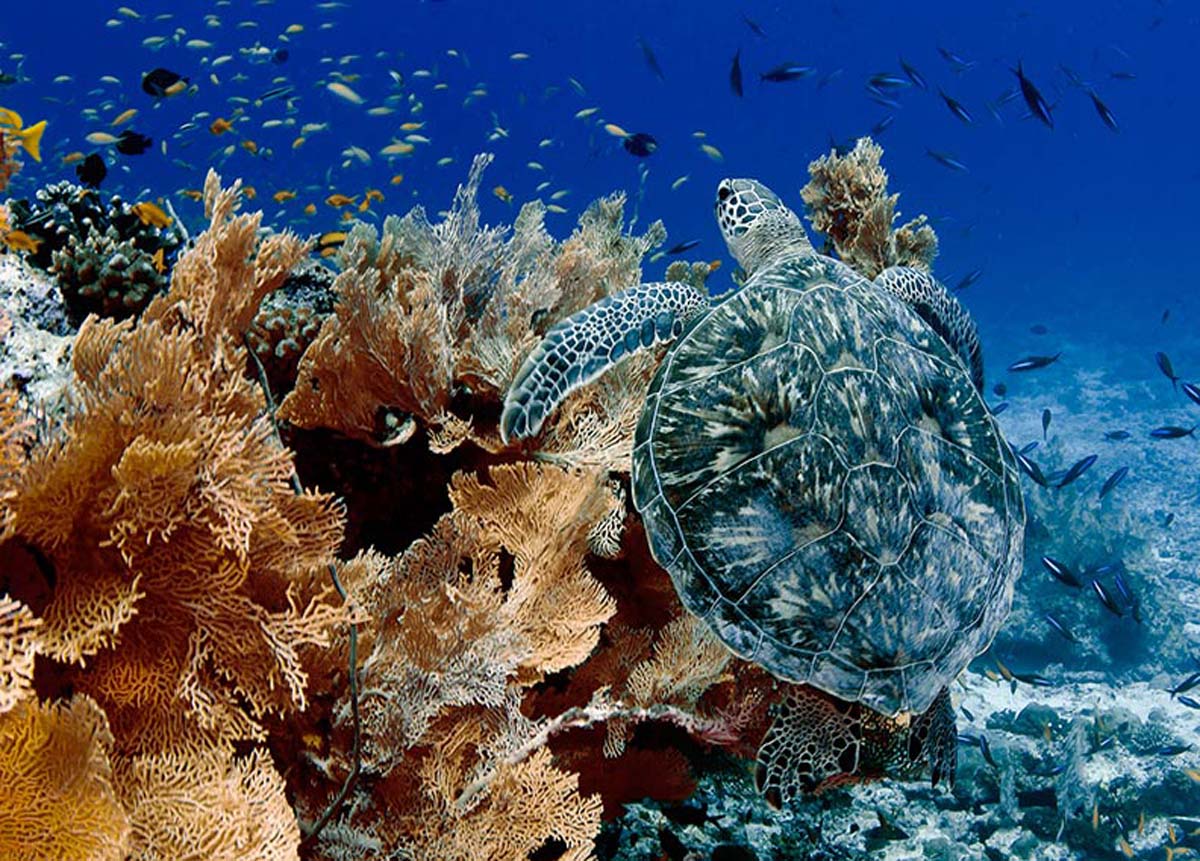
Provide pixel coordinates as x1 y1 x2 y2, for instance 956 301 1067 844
0 595 38 713
802 137 938 279
279 153 666 461
0 694 131 860
1 170 348 860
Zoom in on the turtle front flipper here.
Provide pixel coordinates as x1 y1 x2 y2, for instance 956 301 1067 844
754 685 957 807
500 282 709 442
874 266 984 394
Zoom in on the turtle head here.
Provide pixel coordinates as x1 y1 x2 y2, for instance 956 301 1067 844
715 178 813 277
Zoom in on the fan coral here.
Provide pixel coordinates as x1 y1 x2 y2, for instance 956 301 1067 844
5 183 184 322
278 152 666 462
1 170 348 858
801 137 938 279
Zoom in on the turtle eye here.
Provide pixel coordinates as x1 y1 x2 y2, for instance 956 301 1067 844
718 186 731 202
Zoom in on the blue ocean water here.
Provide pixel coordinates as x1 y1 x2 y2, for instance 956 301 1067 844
4 0 1198 374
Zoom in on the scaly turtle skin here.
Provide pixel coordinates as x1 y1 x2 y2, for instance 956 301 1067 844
502 177 1024 805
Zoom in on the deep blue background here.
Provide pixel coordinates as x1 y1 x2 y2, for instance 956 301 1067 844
2 1 1197 379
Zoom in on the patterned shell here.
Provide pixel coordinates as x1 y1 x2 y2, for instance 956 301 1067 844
631 254 1025 718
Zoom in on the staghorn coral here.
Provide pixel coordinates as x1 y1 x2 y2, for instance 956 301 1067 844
5 182 183 322
801 137 938 279
279 152 666 460
0 694 131 860
1 169 348 860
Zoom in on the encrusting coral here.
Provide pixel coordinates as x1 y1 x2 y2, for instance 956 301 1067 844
801 137 938 279
0 169 346 859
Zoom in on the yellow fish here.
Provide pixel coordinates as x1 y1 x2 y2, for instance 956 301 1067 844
398 121 424 131
303 203 317 215
180 188 204 201
210 117 233 135
61 151 85 165
273 190 296 203
389 173 404 185
131 201 173 229
492 185 513 204
151 247 166 274
603 123 629 138
292 136 306 149
241 139 259 154
111 108 138 127
0 110 47 162
326 81 364 105
381 141 415 156
364 188 384 203
1 230 41 253
285 23 304 34
243 186 257 200
325 193 357 208
85 131 119 146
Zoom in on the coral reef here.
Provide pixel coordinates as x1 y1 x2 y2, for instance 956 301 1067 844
801 137 938 279
5 182 184 322
245 258 337 397
0 170 346 859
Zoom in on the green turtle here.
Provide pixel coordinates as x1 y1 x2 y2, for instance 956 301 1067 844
501 178 1024 804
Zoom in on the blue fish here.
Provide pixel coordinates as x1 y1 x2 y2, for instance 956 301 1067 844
1098 467 1129 499
1012 62 1054 128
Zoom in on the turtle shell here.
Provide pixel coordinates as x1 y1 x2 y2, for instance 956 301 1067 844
631 254 1024 717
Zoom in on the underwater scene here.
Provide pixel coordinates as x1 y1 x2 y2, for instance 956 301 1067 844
1 0 1199 859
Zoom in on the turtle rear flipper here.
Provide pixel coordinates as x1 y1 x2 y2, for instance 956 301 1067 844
500 282 709 442
874 266 984 394
755 685 957 806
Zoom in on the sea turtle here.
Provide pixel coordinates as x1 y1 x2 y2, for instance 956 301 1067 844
501 178 1024 804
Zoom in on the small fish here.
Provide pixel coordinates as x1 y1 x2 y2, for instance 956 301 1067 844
272 190 296 203
925 148 968 172
741 14 767 38
574 107 599 119
115 130 151 155
667 240 700 255
1181 382 1200 407
953 268 982 291
492 185 512 204
899 57 927 90
960 704 975 722
1104 430 1131 440
74 152 106 188
1044 613 1077 642
1017 441 1039 455
938 46 976 73
939 89 974 124
131 201 172 228
623 132 657 158
699 142 724 162
1150 425 1196 439
317 231 347 250
1042 408 1051 440
1057 454 1097 489
141 67 188 98
324 193 357 208
671 174 689 191
1091 579 1124 617
209 117 233 135
636 36 665 81
326 81 364 105
1012 62 1053 129
260 85 295 102
1088 89 1119 132
1170 671 1200 697
992 402 1009 415
85 131 119 145
868 73 910 90
1179 695 1200 710
1098 467 1129 499
993 383 1007 397
111 108 138 127
1016 452 1048 487
978 733 996 768
730 49 743 98
1012 672 1054 687
869 115 895 136
509 52 530 61
603 123 629 139
760 63 816 83
1 231 41 253
1156 351 1179 388
1008 353 1060 372
1041 556 1083 588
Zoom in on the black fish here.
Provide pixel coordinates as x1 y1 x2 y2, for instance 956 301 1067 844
1091 579 1124 617
1030 323 1048 335
1150 425 1195 439
1155 351 1179 388
1165 513 1176 527
978 733 996 768
115 130 152 155
953 269 982 291
1044 613 1078 642
960 704 975 722
1098 466 1129 499
1013 62 1054 128
1110 70 1136 81
1042 408 1051 440
1183 382 1200 407
761 63 816 82
1179 695 1200 710
1013 672 1054 687
957 732 980 748
993 382 1007 397
870 115 895 136
1017 441 1039 455
1057 454 1098 489
141 67 187 98
1016 452 1048 486
939 89 974 124
260 85 295 102
666 240 700 255
636 37 665 80
1104 430 1130 440
992 402 1009 415
1157 744 1192 756
271 48 289 65
1041 556 1083 588
938 46 976 73
0 70 18 86
1163 308 1171 324
899 57 927 90
75 153 106 188
1008 353 1060 372
1170 672 1200 697
1087 89 1118 132
730 50 743 97
622 132 657 158
925 148 968 172
741 13 767 38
